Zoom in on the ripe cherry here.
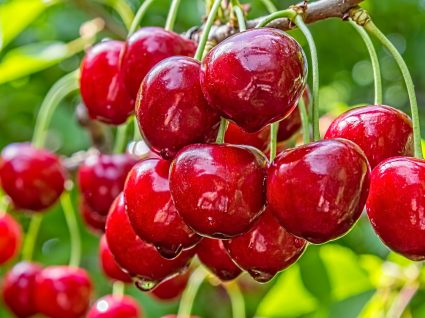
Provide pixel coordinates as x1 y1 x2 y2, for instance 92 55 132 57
121 27 197 98
124 159 200 259
224 210 306 283
87 295 142 318
0 143 66 212
80 41 133 125
136 56 220 159
224 123 270 152
80 200 106 233
2 262 42 318
169 144 268 238
200 28 307 132
197 238 242 281
150 271 190 301
35 266 92 318
325 105 413 168
99 235 132 283
267 139 370 244
0 213 22 265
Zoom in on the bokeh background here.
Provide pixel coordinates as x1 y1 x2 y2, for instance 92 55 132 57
1 0 425 317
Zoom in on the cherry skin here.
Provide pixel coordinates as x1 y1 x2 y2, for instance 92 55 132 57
2 262 42 318
34 266 92 318
99 235 132 283
0 143 66 212
200 28 307 132
366 157 425 260
105 193 195 290
150 271 190 301
0 213 22 265
80 40 133 125
124 159 200 259
197 238 242 281
224 210 306 283
267 139 370 244
224 123 270 152
121 27 197 98
87 295 142 318
325 105 414 168
136 56 220 159
80 200 107 234
169 144 268 238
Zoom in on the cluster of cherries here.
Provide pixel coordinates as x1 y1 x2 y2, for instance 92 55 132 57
0 22 423 318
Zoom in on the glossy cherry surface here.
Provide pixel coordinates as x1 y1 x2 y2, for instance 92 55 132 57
267 139 370 244
197 238 242 281
0 143 66 212
99 235 132 283
136 56 220 159
325 105 414 168
224 210 306 282
2 262 42 318
124 159 200 259
87 295 141 318
150 271 190 301
224 123 270 152
200 28 307 132
0 213 22 265
366 157 425 260
169 144 268 238
80 200 106 233
35 266 92 318
80 41 133 125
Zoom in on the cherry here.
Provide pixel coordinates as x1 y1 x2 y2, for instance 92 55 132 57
324 105 413 168
80 199 106 233
0 143 66 212
80 40 133 125
2 262 42 318
0 213 22 265
197 238 242 281
78 152 137 215
169 144 268 238
150 271 190 301
136 56 220 159
99 235 132 283
87 295 142 318
124 159 200 259
105 193 195 290
224 210 306 283
224 123 270 152
35 266 92 318
200 28 307 132
121 27 197 98
267 139 370 244
366 157 425 260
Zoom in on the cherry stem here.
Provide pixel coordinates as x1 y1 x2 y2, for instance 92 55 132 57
255 9 296 28
298 97 311 144
128 0 156 37
259 0 277 13
349 20 382 105
364 20 423 159
22 214 43 262
269 123 278 161
165 0 182 31
216 118 229 144
113 120 130 154
177 267 208 318
61 192 81 267
112 281 126 299
101 0 134 30
133 116 142 141
224 281 246 318
231 0 247 31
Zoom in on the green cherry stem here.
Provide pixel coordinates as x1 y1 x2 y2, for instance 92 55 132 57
113 120 130 154
22 215 43 262
216 118 229 144
177 267 208 318
269 123 278 161
165 0 182 31
225 281 246 318
259 0 277 13
61 192 81 267
298 97 310 144
112 281 126 299
128 0 156 37
255 9 296 28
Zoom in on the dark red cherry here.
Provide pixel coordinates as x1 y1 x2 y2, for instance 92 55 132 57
224 123 270 152
197 238 241 281
324 105 414 168
105 193 195 290
169 144 268 238
78 153 137 215
80 40 133 125
87 295 142 318
2 262 42 318
0 143 66 212
35 266 92 318
267 139 370 244
99 235 132 283
150 271 190 301
136 56 220 159
124 159 200 259
224 210 306 283
366 157 425 260
0 213 22 265
80 200 106 234
121 27 197 98
200 28 307 132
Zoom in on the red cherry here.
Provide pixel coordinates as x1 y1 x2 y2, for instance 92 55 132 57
80 41 134 125
224 210 306 283
366 157 425 260
0 213 22 265
169 144 268 238
124 159 200 259
224 123 270 152
267 139 370 244
78 153 137 215
0 143 66 212
35 266 92 318
105 193 195 290
150 271 190 301
200 28 307 132
197 238 242 281
99 235 132 283
121 27 197 98
136 56 220 159
324 105 414 168
80 200 106 234
87 295 142 318
2 262 42 318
